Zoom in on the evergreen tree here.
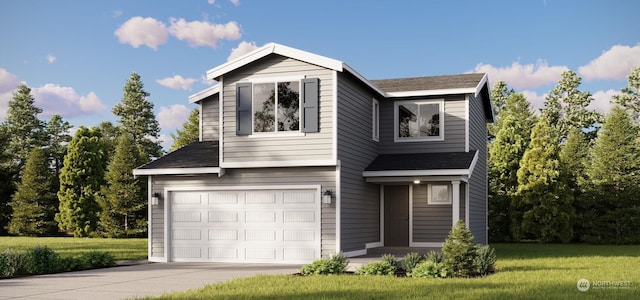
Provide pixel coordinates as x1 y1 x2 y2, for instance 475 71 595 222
613 67 640 124
98 133 147 237
579 106 640 244
559 127 588 194
169 108 200 152
488 80 515 138
7 148 58 236
97 121 121 160
514 116 573 243
442 220 477 277
112 72 162 161
0 126 17 235
45 115 72 181
56 126 107 237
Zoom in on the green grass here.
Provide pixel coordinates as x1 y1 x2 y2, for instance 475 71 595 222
145 244 639 299
0 237 147 260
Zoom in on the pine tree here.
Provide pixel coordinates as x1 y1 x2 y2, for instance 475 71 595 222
442 220 477 277
56 126 107 237
97 121 121 156
98 133 147 237
514 116 573 243
112 72 162 161
488 80 515 139
579 106 640 244
7 148 58 236
45 115 72 182
559 127 588 194
169 108 200 152
613 67 640 124
0 125 17 235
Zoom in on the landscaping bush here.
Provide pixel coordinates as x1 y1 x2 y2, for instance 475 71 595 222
474 245 496 276
58 256 84 272
402 252 423 275
380 254 399 268
79 251 116 269
0 251 26 277
442 220 477 277
300 252 348 275
25 246 61 274
424 250 444 264
411 260 452 278
355 260 397 276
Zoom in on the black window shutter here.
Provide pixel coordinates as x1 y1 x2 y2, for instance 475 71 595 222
301 78 319 133
236 82 252 135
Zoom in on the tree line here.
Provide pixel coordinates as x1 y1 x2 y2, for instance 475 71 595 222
0 72 199 237
489 67 640 244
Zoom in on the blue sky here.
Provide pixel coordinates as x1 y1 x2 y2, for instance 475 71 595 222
1 0 638 148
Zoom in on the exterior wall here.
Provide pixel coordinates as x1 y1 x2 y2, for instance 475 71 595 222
148 167 337 259
220 54 335 164
468 94 489 244
336 73 381 252
200 93 219 141
379 95 466 154
412 183 452 243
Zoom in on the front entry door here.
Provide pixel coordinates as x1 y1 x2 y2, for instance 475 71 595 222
384 185 409 246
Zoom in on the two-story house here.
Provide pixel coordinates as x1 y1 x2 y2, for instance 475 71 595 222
134 43 493 263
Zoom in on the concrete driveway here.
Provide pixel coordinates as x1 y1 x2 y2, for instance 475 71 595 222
0 262 301 300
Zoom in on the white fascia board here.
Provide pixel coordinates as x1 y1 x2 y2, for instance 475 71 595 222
206 43 343 80
188 84 220 103
362 169 470 177
221 160 337 169
474 73 488 97
133 167 221 176
342 63 386 97
467 150 479 177
365 175 468 183
386 88 476 98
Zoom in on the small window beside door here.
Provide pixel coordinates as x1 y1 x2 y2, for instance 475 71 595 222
428 183 450 205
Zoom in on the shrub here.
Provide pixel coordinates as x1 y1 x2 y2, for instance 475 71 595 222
402 252 423 275
58 256 84 272
79 251 116 269
474 245 497 276
424 250 444 264
0 251 27 277
411 260 452 278
25 246 61 274
380 254 399 268
355 260 397 276
300 252 349 275
442 220 477 277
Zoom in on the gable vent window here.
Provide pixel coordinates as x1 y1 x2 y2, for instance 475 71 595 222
236 78 318 136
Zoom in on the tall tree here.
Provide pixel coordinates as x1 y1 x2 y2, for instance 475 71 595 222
613 67 640 124
112 72 162 161
56 127 107 237
488 80 515 138
7 148 58 236
514 116 573 243
97 121 121 156
98 133 147 237
45 115 72 180
541 70 600 140
578 106 640 244
0 126 16 235
169 108 200 152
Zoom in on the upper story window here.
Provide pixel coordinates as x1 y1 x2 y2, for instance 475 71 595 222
372 98 379 142
253 81 300 133
394 99 444 142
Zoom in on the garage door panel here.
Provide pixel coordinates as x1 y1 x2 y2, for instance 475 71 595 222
208 192 239 205
283 230 315 241
283 210 315 223
173 211 202 222
245 229 276 241
284 248 316 261
173 229 201 240
246 191 277 204
245 211 276 223
283 191 316 203
209 229 239 240
209 211 239 223
173 247 202 259
246 248 277 260
209 247 238 259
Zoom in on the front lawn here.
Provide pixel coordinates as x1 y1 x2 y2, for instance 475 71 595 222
145 243 639 299
0 237 147 261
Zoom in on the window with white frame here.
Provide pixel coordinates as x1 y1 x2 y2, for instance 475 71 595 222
394 99 444 141
253 81 300 133
428 183 451 205
372 98 379 141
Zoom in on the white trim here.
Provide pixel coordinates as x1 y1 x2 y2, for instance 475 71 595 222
366 175 468 184
451 181 461 226
372 98 380 142
465 182 470 226
163 186 169 262
408 184 414 246
342 63 386 97
250 80 303 135
410 242 444 248
394 99 445 143
133 167 221 176
428 183 452 205
332 71 338 162
221 160 337 169
474 73 488 97
343 249 367 257
147 176 153 261
247 75 304 84
207 43 343 80
189 84 220 103
468 150 479 176
335 161 341 253
379 185 384 246
387 88 476 98
366 242 383 249
248 132 305 139
363 169 470 177
465 95 470 152
219 76 224 168
198 102 203 142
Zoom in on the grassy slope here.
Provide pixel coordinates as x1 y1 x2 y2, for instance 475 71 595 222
0 237 147 260
148 244 639 299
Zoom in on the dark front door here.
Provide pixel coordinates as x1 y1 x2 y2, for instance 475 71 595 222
384 185 409 246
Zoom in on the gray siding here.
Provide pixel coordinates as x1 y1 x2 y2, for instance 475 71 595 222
201 94 219 141
220 55 334 163
412 184 452 242
379 95 466 154
148 167 337 259
336 73 381 252
468 94 489 244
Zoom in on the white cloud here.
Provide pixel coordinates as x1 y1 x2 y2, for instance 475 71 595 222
32 84 107 118
230 0 240 6
0 68 21 120
157 133 174 150
208 0 215 4
521 90 547 113
156 75 197 90
227 40 258 61
168 18 241 48
115 16 169 50
578 44 640 80
590 89 621 113
472 61 568 90
200 74 217 86
47 55 56 63
157 104 190 129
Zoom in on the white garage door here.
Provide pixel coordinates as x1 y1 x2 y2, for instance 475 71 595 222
170 188 320 263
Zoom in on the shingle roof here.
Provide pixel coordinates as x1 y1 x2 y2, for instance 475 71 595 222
371 73 485 93
364 151 477 172
137 141 219 170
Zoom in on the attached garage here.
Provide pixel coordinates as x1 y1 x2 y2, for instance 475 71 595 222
167 187 321 264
